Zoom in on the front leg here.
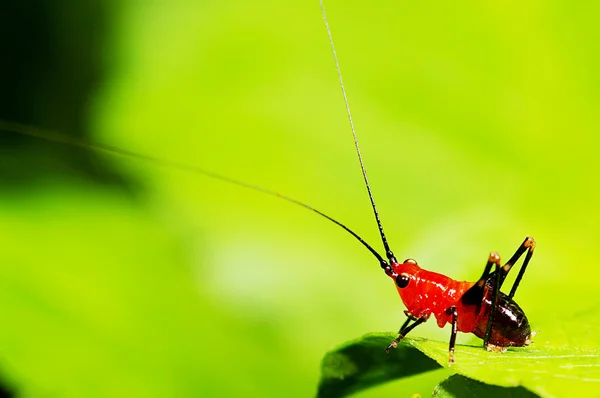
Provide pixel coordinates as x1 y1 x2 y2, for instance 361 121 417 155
385 313 427 353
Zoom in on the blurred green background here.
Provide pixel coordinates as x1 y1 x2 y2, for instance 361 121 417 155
1 0 599 397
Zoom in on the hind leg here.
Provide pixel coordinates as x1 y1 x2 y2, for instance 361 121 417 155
484 237 535 347
499 237 536 299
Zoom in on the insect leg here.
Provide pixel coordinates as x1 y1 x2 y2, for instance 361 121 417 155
460 252 500 307
446 306 458 364
499 237 536 299
385 316 426 353
475 252 501 289
483 261 502 348
397 316 412 334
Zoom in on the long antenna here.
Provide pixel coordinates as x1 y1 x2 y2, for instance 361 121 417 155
319 0 397 265
0 120 390 271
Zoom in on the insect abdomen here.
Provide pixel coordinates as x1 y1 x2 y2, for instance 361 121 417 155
473 291 531 347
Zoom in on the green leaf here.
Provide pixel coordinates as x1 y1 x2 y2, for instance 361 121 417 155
319 332 600 397
407 338 600 397
317 333 441 397
433 374 538 398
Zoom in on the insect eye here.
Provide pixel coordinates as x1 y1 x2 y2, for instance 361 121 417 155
404 258 418 265
395 273 410 288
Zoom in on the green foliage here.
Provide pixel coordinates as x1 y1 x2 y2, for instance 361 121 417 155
433 374 537 398
319 333 600 397
318 334 440 397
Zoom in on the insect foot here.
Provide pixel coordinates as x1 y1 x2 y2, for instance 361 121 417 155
385 339 400 353
485 343 508 353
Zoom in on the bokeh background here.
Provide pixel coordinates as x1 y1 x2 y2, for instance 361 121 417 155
1 0 599 397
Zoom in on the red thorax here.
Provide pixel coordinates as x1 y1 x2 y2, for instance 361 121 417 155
391 260 480 332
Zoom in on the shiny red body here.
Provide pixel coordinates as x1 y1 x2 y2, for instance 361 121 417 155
392 262 477 331
391 260 531 347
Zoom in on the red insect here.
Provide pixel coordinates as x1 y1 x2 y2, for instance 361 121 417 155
0 0 535 367
385 241 535 363
319 1 535 364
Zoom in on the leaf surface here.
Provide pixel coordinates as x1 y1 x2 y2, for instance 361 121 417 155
433 374 538 398
317 333 440 397
318 332 600 398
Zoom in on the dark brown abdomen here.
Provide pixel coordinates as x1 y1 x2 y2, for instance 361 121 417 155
473 291 531 347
